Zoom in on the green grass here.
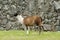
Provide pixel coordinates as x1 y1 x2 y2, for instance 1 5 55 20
0 30 60 40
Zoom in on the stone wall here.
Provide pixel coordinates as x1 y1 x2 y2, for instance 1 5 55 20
0 0 60 31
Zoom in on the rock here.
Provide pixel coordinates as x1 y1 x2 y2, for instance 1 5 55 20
57 16 60 20
0 15 6 19
52 17 56 22
5 22 11 30
11 5 16 9
55 20 60 26
0 27 4 30
7 10 12 15
0 19 2 24
7 15 10 19
48 19 52 24
3 5 9 10
1 19 7 25
2 0 8 5
47 12 53 18
0 4 2 9
56 26 60 31
8 0 12 4
53 13 58 17
43 24 51 31
44 14 48 18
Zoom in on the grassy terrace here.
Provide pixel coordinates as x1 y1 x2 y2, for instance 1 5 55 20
0 30 60 40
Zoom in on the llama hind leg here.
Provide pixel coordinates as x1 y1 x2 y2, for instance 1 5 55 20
38 26 41 34
42 26 44 31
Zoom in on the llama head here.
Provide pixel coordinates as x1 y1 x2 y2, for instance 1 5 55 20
16 14 24 24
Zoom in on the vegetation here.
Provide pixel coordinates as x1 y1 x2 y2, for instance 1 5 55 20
0 30 60 40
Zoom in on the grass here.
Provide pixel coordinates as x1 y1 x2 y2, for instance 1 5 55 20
0 30 60 40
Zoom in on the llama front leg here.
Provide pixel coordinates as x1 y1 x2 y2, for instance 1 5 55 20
26 26 30 35
22 24 26 31
22 25 28 34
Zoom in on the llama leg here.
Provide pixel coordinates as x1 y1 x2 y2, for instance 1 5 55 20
27 27 28 34
27 26 30 34
22 24 27 34
38 26 41 34
24 26 27 34
42 26 44 31
22 24 26 31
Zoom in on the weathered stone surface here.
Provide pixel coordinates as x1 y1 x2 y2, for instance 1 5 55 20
55 20 60 26
3 5 9 10
58 16 60 20
1 19 7 25
56 26 60 31
43 24 51 31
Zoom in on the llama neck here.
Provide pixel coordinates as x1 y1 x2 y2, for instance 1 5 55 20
17 15 24 24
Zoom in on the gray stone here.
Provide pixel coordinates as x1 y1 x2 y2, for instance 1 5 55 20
1 19 7 25
47 13 53 18
0 15 6 19
45 19 49 22
56 26 60 31
7 10 12 14
5 22 12 30
43 24 51 31
0 27 4 30
11 5 16 9
58 16 60 20
3 5 9 10
0 19 2 24
7 15 10 19
53 13 58 17
8 0 12 4
2 0 8 5
55 20 60 26
0 4 2 9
